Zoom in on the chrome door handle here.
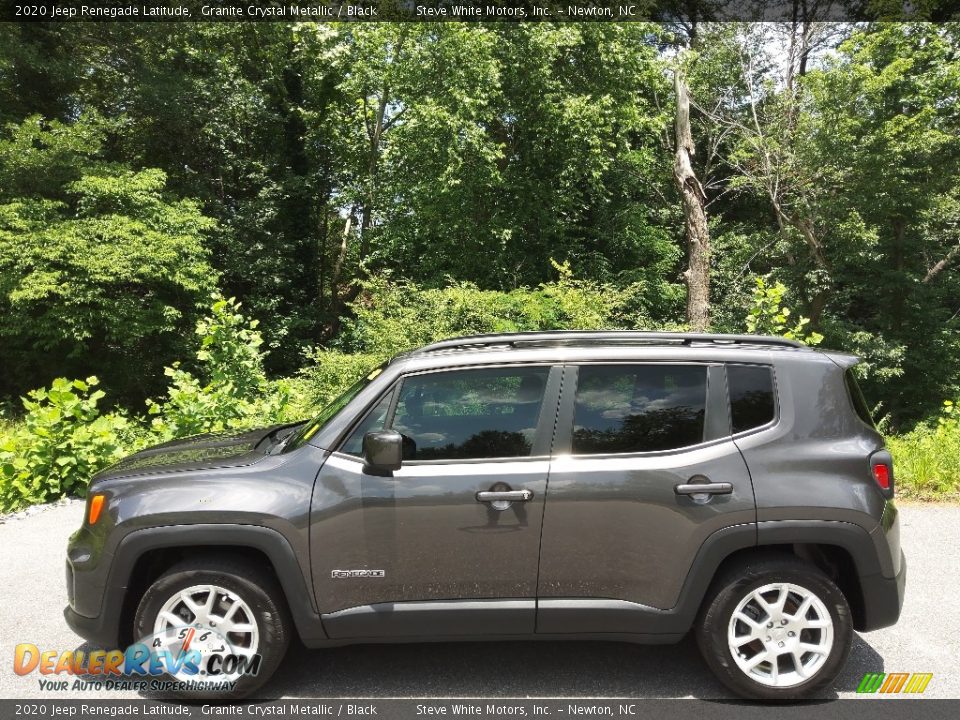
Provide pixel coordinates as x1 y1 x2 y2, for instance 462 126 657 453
476 490 534 503
674 482 733 496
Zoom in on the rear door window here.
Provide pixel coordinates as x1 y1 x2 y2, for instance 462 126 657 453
727 364 776 433
572 364 707 454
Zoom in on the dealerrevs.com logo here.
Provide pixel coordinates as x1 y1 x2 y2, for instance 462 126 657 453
857 672 934 694
14 628 261 693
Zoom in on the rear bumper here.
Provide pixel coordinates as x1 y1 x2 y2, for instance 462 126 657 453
858 550 906 632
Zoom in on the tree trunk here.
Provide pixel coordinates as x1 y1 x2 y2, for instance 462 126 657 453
320 211 356 342
359 84 389 260
890 216 906 326
673 69 711 332
768 201 830 325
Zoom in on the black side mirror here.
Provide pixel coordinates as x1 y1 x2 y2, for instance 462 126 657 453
362 430 403 475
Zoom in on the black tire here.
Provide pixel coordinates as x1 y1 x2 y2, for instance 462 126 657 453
696 554 853 700
133 554 291 700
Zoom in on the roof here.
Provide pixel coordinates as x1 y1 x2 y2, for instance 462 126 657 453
409 330 810 355
382 330 832 374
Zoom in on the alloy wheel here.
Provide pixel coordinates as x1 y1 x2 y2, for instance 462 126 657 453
727 582 834 688
151 583 260 682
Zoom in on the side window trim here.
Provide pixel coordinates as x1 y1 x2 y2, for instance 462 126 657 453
704 364 731 441
384 377 402 428
531 365 563 457
551 365 578 456
557 361 719 459
387 363 563 465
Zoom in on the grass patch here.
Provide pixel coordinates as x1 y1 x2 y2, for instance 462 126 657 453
887 425 960 501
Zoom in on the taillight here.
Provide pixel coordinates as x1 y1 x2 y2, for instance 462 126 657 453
872 462 891 490
869 450 894 495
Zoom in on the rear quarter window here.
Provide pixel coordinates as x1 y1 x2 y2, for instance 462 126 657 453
727 364 776 434
845 368 876 428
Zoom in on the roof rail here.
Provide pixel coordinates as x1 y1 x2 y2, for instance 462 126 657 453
415 331 806 354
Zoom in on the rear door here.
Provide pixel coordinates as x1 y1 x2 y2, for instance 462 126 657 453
536 362 755 632
310 364 562 639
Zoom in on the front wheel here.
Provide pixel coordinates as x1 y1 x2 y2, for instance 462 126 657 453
696 555 853 700
133 555 291 699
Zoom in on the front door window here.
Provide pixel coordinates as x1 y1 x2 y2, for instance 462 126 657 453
391 366 550 461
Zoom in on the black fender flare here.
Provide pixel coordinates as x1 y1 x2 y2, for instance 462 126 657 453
756 519 884 576
107 524 327 646
665 519 882 634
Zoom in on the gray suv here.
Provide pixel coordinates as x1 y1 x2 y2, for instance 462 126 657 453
65 332 905 700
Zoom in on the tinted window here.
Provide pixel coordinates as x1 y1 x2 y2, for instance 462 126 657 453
572 365 707 454
845 368 875 428
728 365 776 433
391 367 549 461
341 391 393 456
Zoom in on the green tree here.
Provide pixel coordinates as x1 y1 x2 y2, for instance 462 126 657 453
700 23 959 424
745 277 823 346
803 24 960 422
0 115 217 403
1 21 958 431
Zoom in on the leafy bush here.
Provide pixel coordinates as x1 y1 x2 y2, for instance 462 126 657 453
147 296 291 440
336 262 650 357
0 377 130 513
298 349 384 409
294 264 673 409
0 296 303 513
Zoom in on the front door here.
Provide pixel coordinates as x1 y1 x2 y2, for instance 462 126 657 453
536 362 755 633
310 364 561 639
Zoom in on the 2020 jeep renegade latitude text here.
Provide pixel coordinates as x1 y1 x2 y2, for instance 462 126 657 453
64 331 906 700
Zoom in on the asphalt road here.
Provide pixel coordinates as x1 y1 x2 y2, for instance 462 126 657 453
1 501 957 700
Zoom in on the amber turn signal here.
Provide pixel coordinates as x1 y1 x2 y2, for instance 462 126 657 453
87 494 106 525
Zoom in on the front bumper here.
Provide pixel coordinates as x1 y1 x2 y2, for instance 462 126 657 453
858 550 906 632
64 604 121 649
65 524 123 648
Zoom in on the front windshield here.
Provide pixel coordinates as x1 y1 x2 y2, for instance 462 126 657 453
283 364 386 452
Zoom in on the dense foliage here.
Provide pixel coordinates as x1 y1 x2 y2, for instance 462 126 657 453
887 401 960 501
0 377 131 511
0 297 301 512
2 285 956 511
0 22 958 507
0 113 217 403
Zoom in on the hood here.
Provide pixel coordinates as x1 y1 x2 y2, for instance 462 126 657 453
93 424 295 482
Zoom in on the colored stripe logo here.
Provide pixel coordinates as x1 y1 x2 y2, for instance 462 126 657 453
857 672 933 694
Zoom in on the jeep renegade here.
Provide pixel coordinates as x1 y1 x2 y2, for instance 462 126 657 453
65 331 906 700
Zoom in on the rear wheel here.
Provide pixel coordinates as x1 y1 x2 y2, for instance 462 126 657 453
696 555 852 699
133 556 290 699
